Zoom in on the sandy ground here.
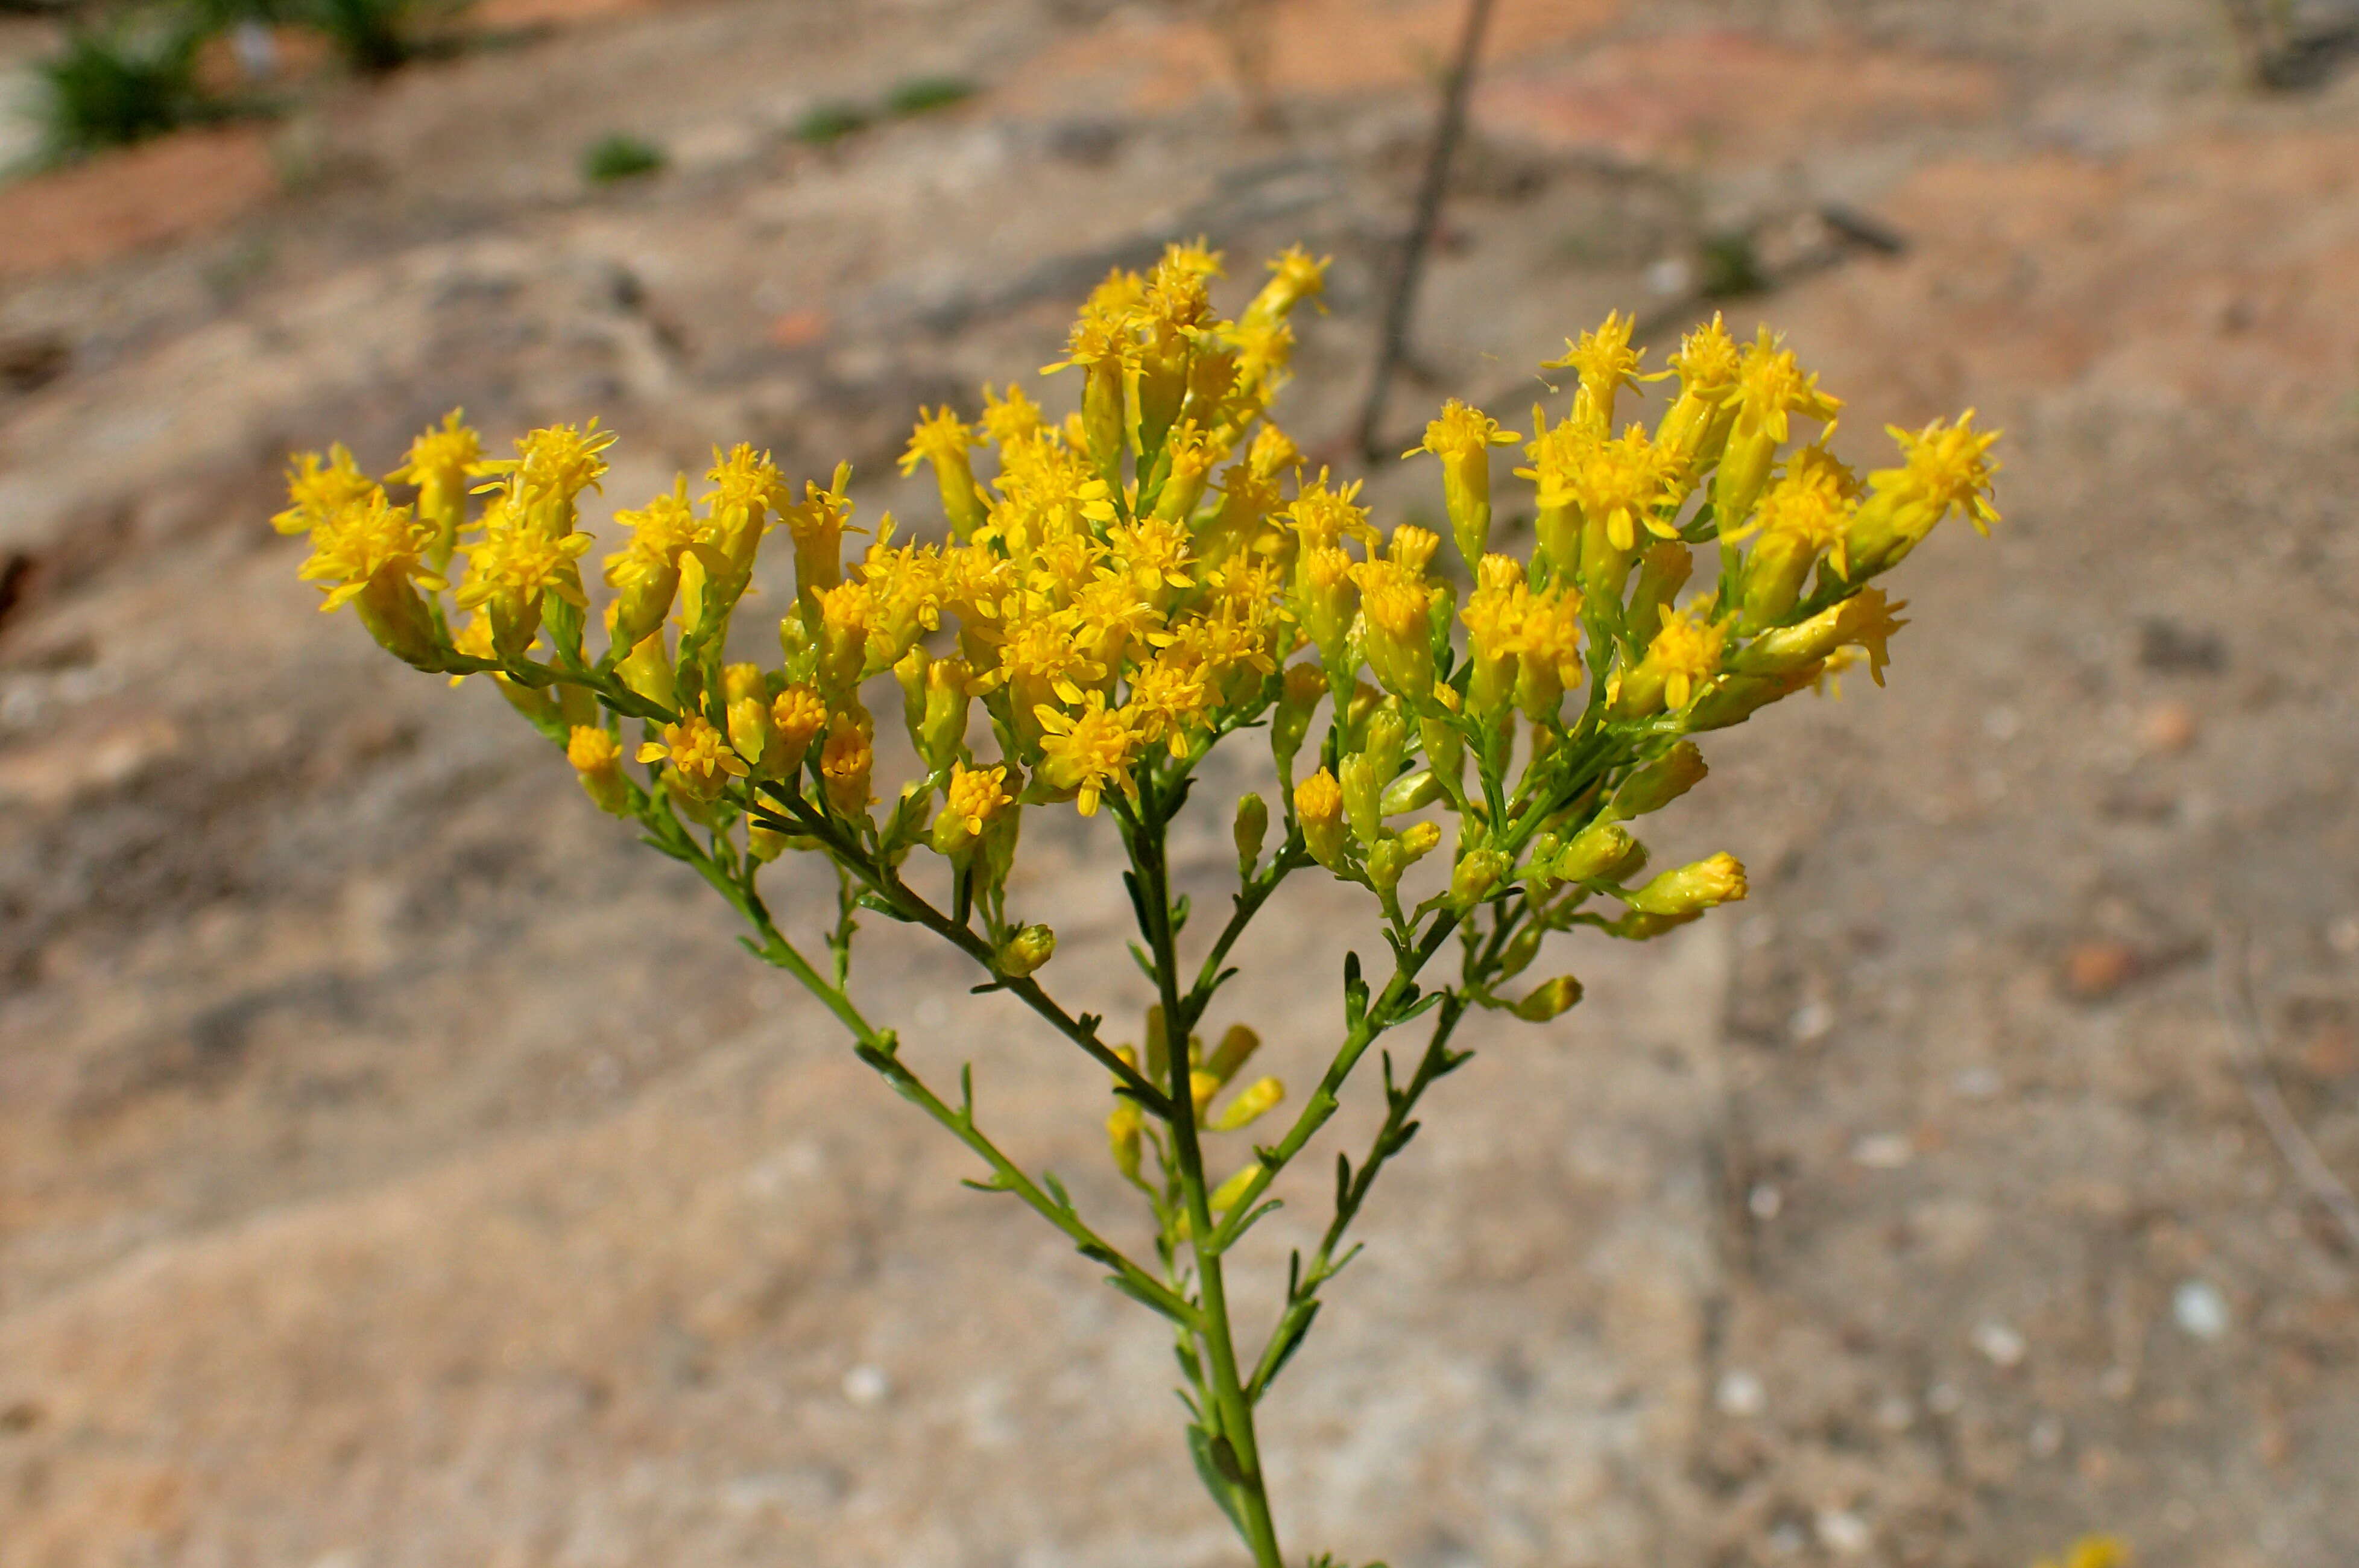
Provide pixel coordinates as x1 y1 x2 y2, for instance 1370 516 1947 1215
2 1 2357 1564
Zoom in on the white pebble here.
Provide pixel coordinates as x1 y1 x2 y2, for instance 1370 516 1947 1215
842 1363 891 1406
2173 1279 2230 1341
1816 1509 1872 1556
1973 1320 2027 1368
1851 1133 1913 1170
1790 1000 1836 1042
1716 1369 1766 1417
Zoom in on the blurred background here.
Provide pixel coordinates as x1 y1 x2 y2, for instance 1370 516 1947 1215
2 0 2357 1564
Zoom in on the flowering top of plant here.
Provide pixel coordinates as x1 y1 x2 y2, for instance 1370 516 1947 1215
281 241 1994 1568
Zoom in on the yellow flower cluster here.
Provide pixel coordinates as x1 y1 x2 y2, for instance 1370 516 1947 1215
283 245 1995 966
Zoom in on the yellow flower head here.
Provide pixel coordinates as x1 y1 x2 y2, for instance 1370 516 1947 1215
1669 314 1741 396
1719 329 1843 445
477 420 617 519
783 463 859 603
297 490 438 610
818 708 875 814
1736 443 1861 624
636 715 748 803
274 444 377 536
1034 691 1140 816
390 411 484 506
567 725 630 815
1543 311 1667 429
979 382 1046 450
1123 653 1214 757
1283 472 1376 554
1567 425 1691 553
603 476 701 641
1242 244 1330 327
900 406 976 476
1626 601 1730 714
453 512 593 615
936 760 1014 846
770 684 828 774
1407 399 1518 466
1879 410 2003 536
1246 423 1301 480
1294 766 1347 868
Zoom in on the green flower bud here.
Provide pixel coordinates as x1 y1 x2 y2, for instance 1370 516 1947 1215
1209 1075 1285 1132
1448 848 1509 910
1233 792 1269 878
1206 1023 1262 1084
1622 852 1747 917
999 923 1056 978
1606 741 1707 821
1511 975 1584 1022
1555 821 1646 885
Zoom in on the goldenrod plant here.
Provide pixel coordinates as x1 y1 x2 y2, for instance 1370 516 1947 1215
280 243 1996 1566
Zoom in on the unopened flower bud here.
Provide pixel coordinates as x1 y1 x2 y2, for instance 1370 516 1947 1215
1380 768 1442 817
1626 542 1693 650
747 819 791 862
1233 792 1269 877
1107 1100 1143 1182
1271 661 1326 783
567 726 630 816
917 659 973 771
1448 848 1509 909
1607 741 1707 821
1511 975 1584 1022
1206 1023 1262 1084
768 685 826 778
1209 1164 1260 1216
1555 821 1646 885
615 629 678 712
1622 852 1748 917
999 923 1056 978
1210 1075 1284 1132
1296 768 1348 870
728 694 775 773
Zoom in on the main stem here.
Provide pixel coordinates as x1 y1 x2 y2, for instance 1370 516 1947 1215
1134 785 1286 1568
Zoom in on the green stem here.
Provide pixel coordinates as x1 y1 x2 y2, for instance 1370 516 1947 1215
751 783 1173 1118
1248 993 1468 1400
1205 914 1462 1254
700 846 1196 1329
1130 777 1286 1568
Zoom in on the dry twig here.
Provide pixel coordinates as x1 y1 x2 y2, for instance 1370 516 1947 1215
1354 0 1497 459
2213 922 2359 1256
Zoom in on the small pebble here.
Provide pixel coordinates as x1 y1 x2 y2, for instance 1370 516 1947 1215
1790 1000 1836 1042
1852 1133 1913 1170
842 1364 891 1406
1927 1380 1965 1415
2141 700 2198 754
1748 1181 1784 1221
1952 1066 2004 1099
2327 914 2359 956
2172 1279 2230 1341
1716 1369 1767 1417
2064 941 2140 999
1816 1510 1872 1556
1874 1394 1915 1432
1973 1320 2027 1368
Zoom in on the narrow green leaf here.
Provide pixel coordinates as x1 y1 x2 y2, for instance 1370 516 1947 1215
1186 1426 1248 1537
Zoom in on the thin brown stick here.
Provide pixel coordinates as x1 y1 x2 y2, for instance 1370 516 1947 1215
2213 922 2359 1257
1354 0 1498 460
